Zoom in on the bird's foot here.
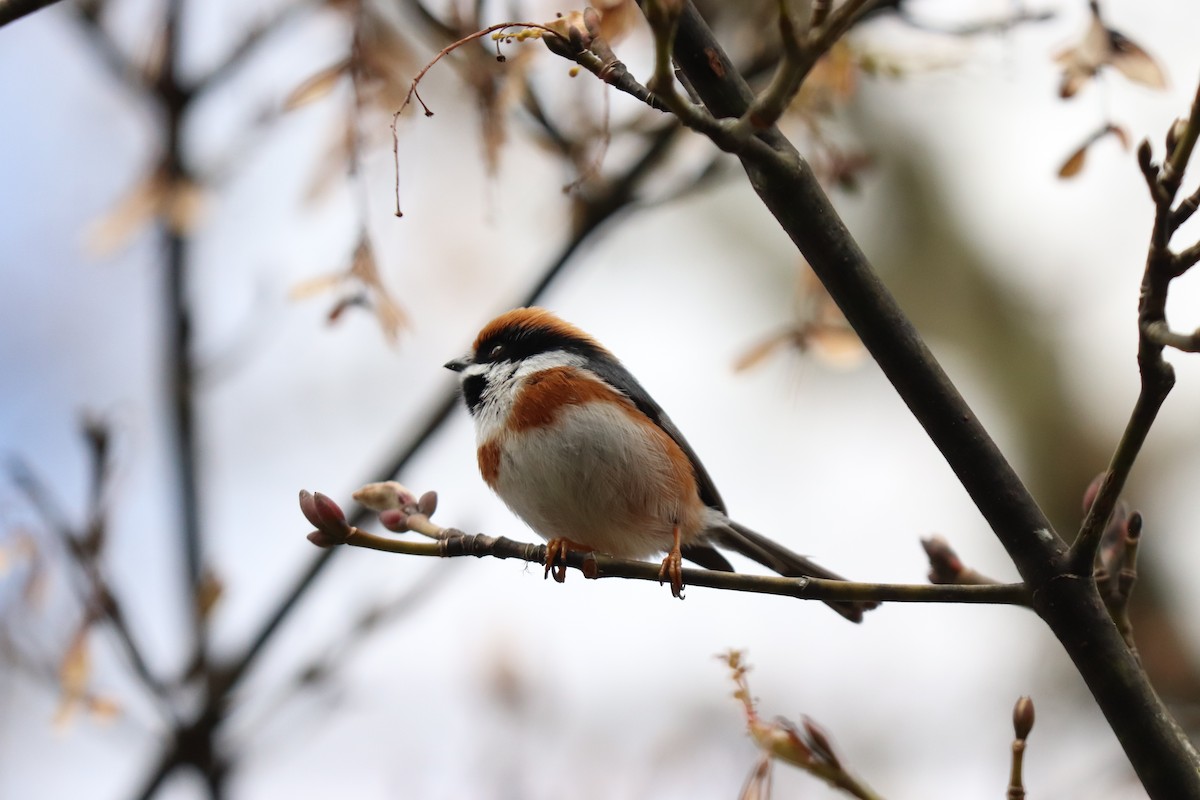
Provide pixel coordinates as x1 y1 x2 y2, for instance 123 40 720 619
658 526 685 599
544 538 593 583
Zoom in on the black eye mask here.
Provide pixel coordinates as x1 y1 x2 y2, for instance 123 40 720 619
474 323 604 366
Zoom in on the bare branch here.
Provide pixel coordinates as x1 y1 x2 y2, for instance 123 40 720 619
9 453 174 719
640 2 1200 794
1161 80 1200 197
1176 239 1200 272
735 0 882 136
325 523 1032 607
1143 320 1200 352
639 0 781 161
1170 183 1200 229
70 1 139 90
1071 78 1200 571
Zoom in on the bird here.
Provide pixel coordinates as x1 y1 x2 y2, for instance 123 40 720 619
445 307 875 622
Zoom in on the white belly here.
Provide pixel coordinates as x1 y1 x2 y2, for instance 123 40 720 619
489 402 700 559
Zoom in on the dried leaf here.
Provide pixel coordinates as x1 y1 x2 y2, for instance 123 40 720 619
372 293 408 343
1058 124 1128 179
1058 141 1089 178
349 237 379 284
59 628 90 698
85 169 207 253
54 624 92 728
808 325 866 369
734 330 795 372
164 178 207 235
1054 12 1109 70
294 238 408 342
289 272 344 301
593 0 639 43
1054 7 1166 98
196 568 223 621
85 170 168 257
738 755 773 800
796 40 859 117
283 60 349 111
350 239 408 340
84 695 122 722
327 292 370 323
0 534 33 576
304 121 355 205
1057 69 1089 100
354 9 415 110
1109 32 1167 90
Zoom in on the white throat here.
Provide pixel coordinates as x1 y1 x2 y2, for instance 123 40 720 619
462 350 587 442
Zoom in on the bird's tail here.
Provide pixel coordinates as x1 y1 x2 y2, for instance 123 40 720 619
712 521 878 623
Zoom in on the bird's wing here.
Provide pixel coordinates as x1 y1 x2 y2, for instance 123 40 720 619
589 354 728 514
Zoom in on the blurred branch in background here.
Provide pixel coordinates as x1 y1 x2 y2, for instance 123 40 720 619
1 0 744 796
4 0 1200 799
0 0 67 27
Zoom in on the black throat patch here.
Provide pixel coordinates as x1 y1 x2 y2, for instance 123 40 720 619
462 373 486 415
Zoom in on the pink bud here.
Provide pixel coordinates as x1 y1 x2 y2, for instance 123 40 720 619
353 481 418 512
418 491 438 516
299 490 322 527
307 530 341 548
312 492 345 524
379 509 410 532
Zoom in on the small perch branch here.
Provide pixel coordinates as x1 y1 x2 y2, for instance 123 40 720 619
330 525 1031 607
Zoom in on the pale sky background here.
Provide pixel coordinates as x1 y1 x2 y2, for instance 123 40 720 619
2 0 1200 798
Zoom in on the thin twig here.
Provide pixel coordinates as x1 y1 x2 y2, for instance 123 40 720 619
733 0 881 137
334 527 1032 607
70 1 137 88
396 21 560 117
8 458 175 719
639 0 781 161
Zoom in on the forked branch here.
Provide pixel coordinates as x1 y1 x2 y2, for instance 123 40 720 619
1072 77 1200 571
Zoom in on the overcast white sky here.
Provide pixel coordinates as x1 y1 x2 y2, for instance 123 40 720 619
2 1 1200 798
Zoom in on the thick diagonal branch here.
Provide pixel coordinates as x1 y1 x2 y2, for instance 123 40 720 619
641 3 1200 796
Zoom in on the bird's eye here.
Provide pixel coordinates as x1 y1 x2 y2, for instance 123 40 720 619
486 343 506 361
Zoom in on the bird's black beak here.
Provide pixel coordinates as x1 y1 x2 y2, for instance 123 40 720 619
444 355 471 372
